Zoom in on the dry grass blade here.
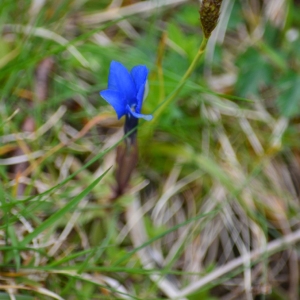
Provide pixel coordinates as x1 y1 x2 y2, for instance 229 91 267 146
0 285 65 300
176 229 300 298
52 270 132 299
4 25 89 68
126 196 188 300
0 150 44 165
80 0 189 25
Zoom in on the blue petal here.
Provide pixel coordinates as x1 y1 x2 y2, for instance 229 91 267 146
135 83 147 113
100 90 127 119
131 65 148 113
126 104 153 121
131 65 148 90
108 61 136 103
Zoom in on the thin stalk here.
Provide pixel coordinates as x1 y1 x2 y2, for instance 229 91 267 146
153 37 208 121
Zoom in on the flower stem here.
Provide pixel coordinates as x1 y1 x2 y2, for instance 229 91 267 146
154 37 208 121
124 114 138 145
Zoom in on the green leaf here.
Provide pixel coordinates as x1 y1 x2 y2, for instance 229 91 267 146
7 225 21 269
0 292 33 300
235 48 272 97
276 72 300 117
188 289 218 300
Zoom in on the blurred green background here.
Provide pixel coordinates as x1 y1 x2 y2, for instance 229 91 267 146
1 0 300 299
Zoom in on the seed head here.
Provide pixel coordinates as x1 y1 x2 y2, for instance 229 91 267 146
199 0 222 38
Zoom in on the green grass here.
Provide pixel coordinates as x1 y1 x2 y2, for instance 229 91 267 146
1 0 300 299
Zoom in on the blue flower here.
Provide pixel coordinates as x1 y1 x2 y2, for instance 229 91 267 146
100 61 153 121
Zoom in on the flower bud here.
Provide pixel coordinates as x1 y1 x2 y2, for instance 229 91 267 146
199 0 222 38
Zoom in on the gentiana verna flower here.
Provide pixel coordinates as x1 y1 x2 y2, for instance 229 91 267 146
100 61 153 121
